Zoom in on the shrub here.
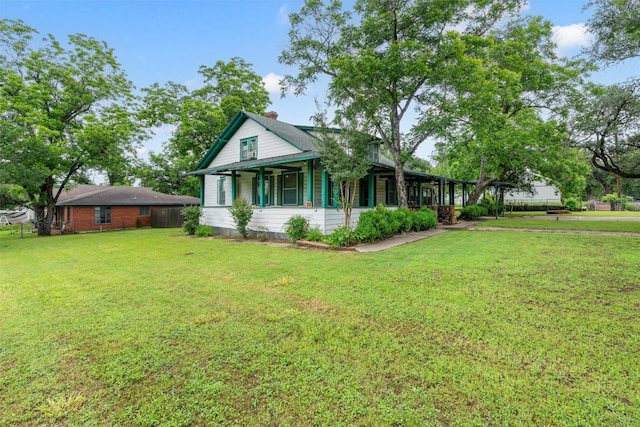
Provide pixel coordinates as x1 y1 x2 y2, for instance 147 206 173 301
326 225 352 248
353 206 383 242
602 193 633 204
459 204 488 220
411 207 437 231
181 206 203 235
306 227 324 242
563 197 580 211
283 215 310 242
479 195 495 215
195 225 213 237
392 208 413 233
228 198 253 238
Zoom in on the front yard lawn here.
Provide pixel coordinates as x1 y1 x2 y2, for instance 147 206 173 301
1 228 639 426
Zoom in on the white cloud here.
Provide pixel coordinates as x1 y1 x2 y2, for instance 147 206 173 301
277 4 289 25
552 23 592 53
262 72 284 94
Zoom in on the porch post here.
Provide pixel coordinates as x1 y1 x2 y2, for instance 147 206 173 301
199 175 204 205
368 170 375 208
259 167 265 208
231 171 237 201
321 167 328 208
417 179 422 206
462 183 467 207
448 181 455 205
307 160 314 206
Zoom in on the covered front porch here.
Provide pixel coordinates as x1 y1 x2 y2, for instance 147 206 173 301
193 154 479 234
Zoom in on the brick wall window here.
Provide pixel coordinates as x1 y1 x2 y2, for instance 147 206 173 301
94 206 112 224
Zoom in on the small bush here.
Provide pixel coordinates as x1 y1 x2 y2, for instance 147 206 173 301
411 207 437 231
228 198 253 238
479 196 495 215
181 206 203 235
563 197 580 211
354 204 395 242
195 225 212 237
602 193 633 204
459 204 488 220
393 208 413 233
326 225 352 248
284 215 310 242
306 226 324 242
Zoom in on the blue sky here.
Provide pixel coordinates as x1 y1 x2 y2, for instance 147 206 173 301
1 0 638 161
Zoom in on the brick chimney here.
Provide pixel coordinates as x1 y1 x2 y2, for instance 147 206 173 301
264 111 278 120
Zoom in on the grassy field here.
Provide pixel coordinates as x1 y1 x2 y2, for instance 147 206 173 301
1 228 639 426
479 218 640 233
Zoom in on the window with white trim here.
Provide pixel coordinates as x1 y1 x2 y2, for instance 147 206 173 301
240 137 258 161
218 177 226 205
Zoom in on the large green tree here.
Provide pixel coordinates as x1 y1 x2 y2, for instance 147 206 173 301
137 58 270 196
433 17 590 204
572 81 640 178
585 0 640 65
0 19 142 235
575 1 640 182
280 0 524 208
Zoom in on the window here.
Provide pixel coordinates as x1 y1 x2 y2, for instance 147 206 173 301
385 180 398 205
282 172 298 205
218 177 226 205
359 178 374 207
66 207 71 223
94 206 112 224
368 143 379 162
139 206 150 216
252 175 274 206
240 137 258 161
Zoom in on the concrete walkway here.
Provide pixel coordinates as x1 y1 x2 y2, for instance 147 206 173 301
353 215 640 253
355 221 476 253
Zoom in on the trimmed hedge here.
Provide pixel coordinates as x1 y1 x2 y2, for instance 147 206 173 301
459 204 488 220
353 205 437 243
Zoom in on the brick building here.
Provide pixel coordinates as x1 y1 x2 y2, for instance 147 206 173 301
54 185 199 233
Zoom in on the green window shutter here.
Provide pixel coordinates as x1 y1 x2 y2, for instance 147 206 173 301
298 172 304 205
277 175 283 206
251 177 257 205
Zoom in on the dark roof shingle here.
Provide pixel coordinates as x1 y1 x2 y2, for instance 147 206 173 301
56 185 200 206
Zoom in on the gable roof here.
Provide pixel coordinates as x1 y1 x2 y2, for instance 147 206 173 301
195 110 323 170
55 185 200 206
190 110 477 184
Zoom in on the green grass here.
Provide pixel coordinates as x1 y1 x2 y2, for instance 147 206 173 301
1 228 639 426
481 218 640 233
503 210 640 217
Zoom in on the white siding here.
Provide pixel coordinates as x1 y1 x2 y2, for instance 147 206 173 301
209 120 302 168
203 175 217 207
203 175 232 207
202 204 374 236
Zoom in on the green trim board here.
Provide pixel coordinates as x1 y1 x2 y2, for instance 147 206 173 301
306 160 313 206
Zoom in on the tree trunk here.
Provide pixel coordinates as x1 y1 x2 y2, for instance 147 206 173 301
36 178 57 236
386 139 408 208
466 157 493 205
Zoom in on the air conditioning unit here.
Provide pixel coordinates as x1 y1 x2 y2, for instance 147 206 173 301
249 151 257 159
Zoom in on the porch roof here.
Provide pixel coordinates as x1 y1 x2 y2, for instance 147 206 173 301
188 152 321 175
189 152 478 187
